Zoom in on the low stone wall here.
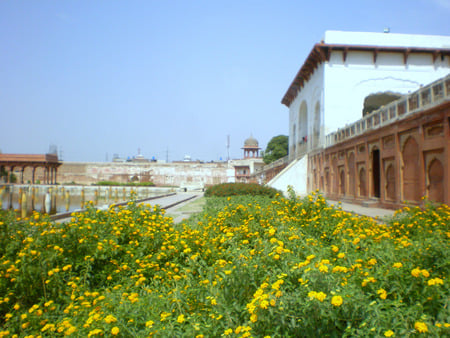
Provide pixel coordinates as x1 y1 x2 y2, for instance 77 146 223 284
55 161 235 188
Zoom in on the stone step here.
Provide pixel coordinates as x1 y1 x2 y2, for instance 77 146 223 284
362 199 380 208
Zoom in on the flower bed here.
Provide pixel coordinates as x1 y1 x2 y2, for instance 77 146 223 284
0 193 448 337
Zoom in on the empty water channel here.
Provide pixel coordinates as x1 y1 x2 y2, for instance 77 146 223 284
0 184 180 218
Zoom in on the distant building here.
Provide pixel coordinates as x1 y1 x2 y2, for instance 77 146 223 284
128 149 151 163
231 136 265 183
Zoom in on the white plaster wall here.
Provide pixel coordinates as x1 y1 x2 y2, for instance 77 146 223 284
267 156 308 196
320 30 450 134
323 51 450 134
288 64 324 159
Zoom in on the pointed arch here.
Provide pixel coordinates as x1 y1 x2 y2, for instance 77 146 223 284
385 164 396 200
348 152 356 197
359 167 366 197
428 158 444 203
402 136 421 202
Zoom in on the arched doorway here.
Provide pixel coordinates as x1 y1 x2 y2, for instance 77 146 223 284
359 167 367 197
428 159 444 203
402 137 421 202
385 164 396 200
332 157 338 194
371 148 381 198
339 168 345 195
348 153 355 197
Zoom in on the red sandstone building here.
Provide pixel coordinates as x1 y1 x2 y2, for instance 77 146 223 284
308 75 450 208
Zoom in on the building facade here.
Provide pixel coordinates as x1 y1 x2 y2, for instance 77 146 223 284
309 75 450 207
282 31 450 162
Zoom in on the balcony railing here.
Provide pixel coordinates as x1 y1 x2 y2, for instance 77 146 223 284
253 155 289 176
325 74 450 147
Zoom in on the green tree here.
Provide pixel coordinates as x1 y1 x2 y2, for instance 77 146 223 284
263 135 288 164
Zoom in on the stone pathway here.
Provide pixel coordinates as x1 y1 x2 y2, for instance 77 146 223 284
327 199 396 220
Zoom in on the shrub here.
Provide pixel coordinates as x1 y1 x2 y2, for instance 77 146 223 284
0 193 448 337
204 182 281 197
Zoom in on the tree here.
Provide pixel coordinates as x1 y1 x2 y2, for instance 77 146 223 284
263 135 288 164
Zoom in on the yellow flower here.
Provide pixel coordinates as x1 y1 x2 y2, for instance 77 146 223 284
250 313 257 323
411 268 421 277
377 288 387 300
427 278 444 286
260 300 269 309
223 328 233 336
368 258 377 265
177 314 185 323
331 295 343 307
145 320 154 328
414 321 428 333
384 330 394 337
421 269 430 278
392 262 403 268
111 327 120 335
104 315 117 323
88 328 103 337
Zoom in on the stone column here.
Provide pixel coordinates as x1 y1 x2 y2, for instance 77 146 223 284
32 167 36 184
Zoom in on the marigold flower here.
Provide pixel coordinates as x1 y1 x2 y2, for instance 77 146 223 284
427 278 444 286
414 321 428 333
392 262 403 268
331 295 343 307
111 327 120 335
177 314 185 323
377 288 387 300
384 330 394 337
223 328 233 335
250 313 257 323
411 268 421 277
104 315 117 323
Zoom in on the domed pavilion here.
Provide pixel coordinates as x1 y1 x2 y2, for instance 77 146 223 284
242 135 261 159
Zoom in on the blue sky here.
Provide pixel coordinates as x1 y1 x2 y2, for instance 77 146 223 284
1 0 449 162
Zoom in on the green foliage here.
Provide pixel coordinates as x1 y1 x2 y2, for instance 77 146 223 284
94 181 155 187
204 183 281 197
263 135 288 164
0 194 448 337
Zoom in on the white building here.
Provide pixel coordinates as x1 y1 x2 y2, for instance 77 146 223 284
269 31 450 196
282 30 450 161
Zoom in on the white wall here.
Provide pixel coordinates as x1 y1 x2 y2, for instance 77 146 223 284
319 31 450 134
288 65 324 159
323 51 450 135
268 156 308 196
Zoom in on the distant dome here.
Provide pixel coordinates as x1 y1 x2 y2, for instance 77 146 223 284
244 135 259 148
